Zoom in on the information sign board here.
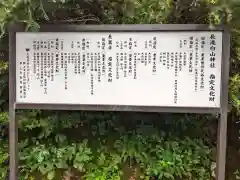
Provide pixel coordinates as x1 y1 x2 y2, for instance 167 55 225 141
9 24 230 180
16 31 222 108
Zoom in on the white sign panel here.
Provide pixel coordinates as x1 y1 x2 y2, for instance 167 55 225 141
16 32 222 107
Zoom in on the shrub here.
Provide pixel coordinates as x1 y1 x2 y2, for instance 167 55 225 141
0 0 240 180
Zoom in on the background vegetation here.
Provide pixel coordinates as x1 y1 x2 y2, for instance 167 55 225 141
0 0 240 179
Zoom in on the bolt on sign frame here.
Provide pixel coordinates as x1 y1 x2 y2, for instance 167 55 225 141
9 23 230 180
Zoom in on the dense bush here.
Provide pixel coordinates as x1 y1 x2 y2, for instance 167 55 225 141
0 0 240 180
1 111 217 180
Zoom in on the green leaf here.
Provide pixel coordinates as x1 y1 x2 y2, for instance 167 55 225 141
38 162 53 175
0 7 6 22
163 172 174 179
55 134 67 143
55 160 68 169
47 171 55 180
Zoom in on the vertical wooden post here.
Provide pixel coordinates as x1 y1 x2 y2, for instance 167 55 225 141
9 30 18 180
216 28 230 180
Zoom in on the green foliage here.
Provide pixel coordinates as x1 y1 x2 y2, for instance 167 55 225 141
15 113 214 180
1 109 219 180
0 112 7 125
235 169 240 180
0 0 41 36
19 140 92 180
0 142 8 180
103 0 173 24
230 74 240 112
113 133 212 180
0 0 240 180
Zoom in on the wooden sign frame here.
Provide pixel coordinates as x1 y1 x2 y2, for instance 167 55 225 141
9 23 230 180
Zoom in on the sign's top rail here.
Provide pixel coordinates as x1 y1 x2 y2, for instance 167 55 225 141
9 23 229 33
